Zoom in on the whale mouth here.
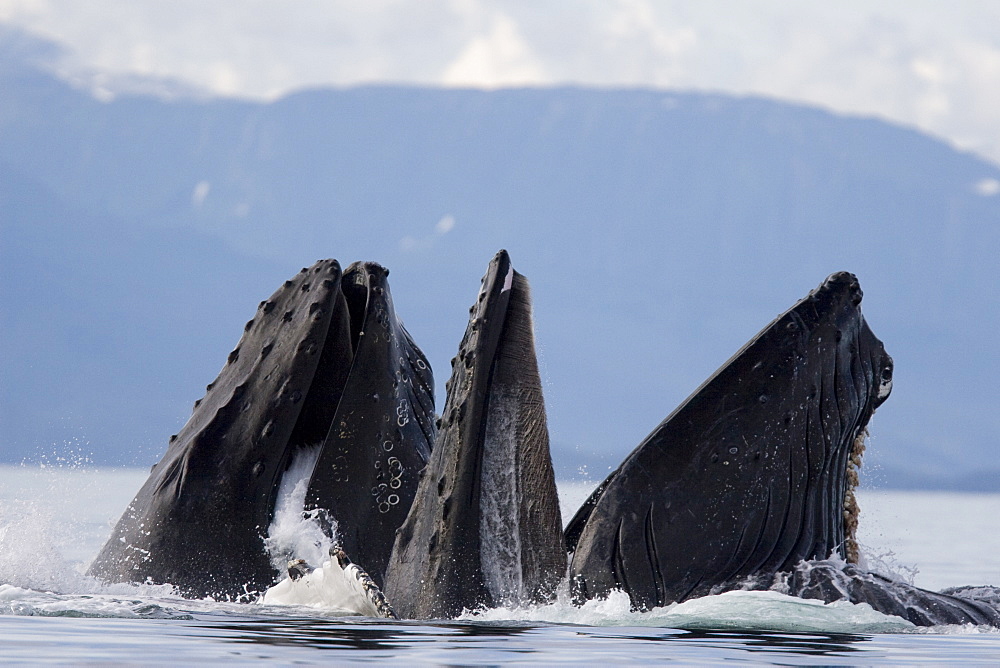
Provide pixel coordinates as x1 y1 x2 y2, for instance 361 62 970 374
259 260 435 524
88 258 435 599
271 273 363 479
843 352 892 562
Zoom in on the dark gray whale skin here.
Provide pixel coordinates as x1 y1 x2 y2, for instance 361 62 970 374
303 261 435 588
567 272 894 610
384 250 565 619
778 561 1000 627
566 271 1000 627
87 259 434 598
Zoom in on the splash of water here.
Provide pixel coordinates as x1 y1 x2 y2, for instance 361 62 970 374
462 586 916 634
479 393 524 606
263 446 337 573
0 462 176 608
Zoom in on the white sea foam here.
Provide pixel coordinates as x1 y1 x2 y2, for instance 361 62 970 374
462 587 915 634
261 559 381 616
0 463 186 620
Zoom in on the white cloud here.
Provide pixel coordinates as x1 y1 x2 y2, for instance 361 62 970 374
442 12 545 87
974 178 1000 197
400 214 457 252
398 235 422 252
2 0 999 165
191 180 210 207
435 215 456 235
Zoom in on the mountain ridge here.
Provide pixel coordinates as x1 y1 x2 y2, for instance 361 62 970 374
2 42 998 490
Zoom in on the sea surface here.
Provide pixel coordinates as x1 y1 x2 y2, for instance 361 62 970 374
3 463 1000 665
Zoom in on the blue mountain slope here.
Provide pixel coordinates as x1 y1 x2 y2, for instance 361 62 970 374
2 36 998 488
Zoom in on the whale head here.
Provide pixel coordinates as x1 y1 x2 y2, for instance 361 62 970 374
567 271 892 609
88 259 435 598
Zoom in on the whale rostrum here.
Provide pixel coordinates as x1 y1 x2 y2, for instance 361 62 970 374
87 254 1000 626
384 250 565 618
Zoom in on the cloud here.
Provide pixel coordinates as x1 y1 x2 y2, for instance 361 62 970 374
435 215 456 235
2 0 999 165
400 213 457 252
442 12 545 87
191 180 210 207
974 178 1000 197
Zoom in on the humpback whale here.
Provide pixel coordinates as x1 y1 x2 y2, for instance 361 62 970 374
564 271 1000 626
87 252 1000 626
87 260 434 598
566 271 891 608
384 250 566 619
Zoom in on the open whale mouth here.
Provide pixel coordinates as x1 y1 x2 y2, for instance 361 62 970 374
258 262 429 571
88 259 435 598
261 261 435 586
217 259 437 527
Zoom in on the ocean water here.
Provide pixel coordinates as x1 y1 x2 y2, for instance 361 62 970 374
2 464 1000 665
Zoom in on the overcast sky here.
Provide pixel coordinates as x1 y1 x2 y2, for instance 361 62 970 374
2 1 998 165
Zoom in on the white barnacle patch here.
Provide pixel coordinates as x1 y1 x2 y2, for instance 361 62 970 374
877 375 892 400
502 265 514 292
